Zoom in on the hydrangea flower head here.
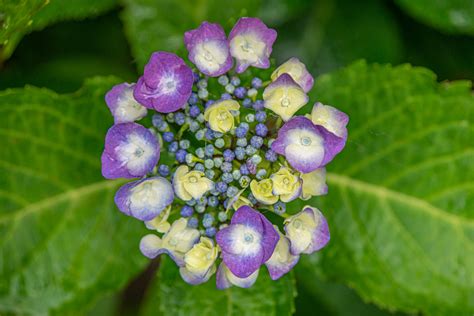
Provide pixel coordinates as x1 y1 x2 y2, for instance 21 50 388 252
100 17 348 288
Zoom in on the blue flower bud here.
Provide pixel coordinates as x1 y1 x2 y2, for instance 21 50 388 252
185 153 194 165
195 147 205 159
255 111 267 123
158 164 170 176
225 84 235 94
223 149 235 162
179 139 190 149
222 172 234 183
194 163 205 172
251 77 263 89
195 205 206 213
255 123 268 137
162 132 174 142
230 76 241 86
265 149 277 162
176 149 187 163
181 205 194 217
202 213 214 228
152 114 164 127
196 129 205 140
196 113 205 123
205 100 215 108
242 98 252 108
188 93 199 105
216 181 228 193
221 162 233 173
175 112 186 125
245 145 258 156
234 87 247 99
205 227 217 237
235 147 246 160
218 211 228 222
251 154 262 165
204 159 214 169
213 157 223 168
205 169 215 179
198 89 208 99
227 186 239 198
168 141 179 153
205 128 215 140
218 75 229 86
221 93 232 100
248 193 258 204
253 100 264 111
245 113 255 123
208 196 219 207
189 120 200 132
232 169 242 180
188 217 199 228
197 79 208 89
214 138 225 148
239 164 250 175
250 136 263 148
236 138 247 147
157 121 169 132
235 126 247 138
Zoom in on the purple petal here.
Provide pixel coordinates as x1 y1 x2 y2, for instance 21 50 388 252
230 205 265 234
105 82 147 123
229 17 277 73
179 267 213 285
101 123 159 179
311 102 349 139
306 207 330 254
133 52 193 113
271 116 344 173
265 234 300 280
114 176 174 221
184 22 233 77
272 57 314 93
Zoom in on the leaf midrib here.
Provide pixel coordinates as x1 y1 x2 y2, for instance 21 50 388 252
327 172 474 228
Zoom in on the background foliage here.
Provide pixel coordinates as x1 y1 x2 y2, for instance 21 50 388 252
0 0 473 315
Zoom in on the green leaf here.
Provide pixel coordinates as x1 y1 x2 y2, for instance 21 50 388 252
273 0 403 75
120 0 294 71
0 77 147 315
140 258 296 316
394 0 474 35
298 61 474 315
0 0 118 61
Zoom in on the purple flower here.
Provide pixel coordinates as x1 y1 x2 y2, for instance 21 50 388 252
114 176 174 221
271 57 314 93
271 116 345 173
134 52 193 113
101 123 159 179
105 83 147 123
284 206 330 255
216 206 279 278
228 17 277 73
184 22 233 77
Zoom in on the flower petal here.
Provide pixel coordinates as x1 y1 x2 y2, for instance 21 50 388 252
101 123 159 179
105 82 147 123
133 52 193 113
311 102 349 139
229 17 277 73
184 21 233 77
216 263 259 289
265 229 300 280
271 57 314 93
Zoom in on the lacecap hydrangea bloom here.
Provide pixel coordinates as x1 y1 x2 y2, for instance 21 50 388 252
101 17 348 288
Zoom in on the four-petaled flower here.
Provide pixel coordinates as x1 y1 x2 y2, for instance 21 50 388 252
173 165 214 201
204 99 240 133
216 206 279 278
105 82 147 123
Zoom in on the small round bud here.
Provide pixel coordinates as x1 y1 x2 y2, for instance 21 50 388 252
195 147 205 159
176 149 187 163
179 139 190 149
158 164 170 177
256 169 267 179
245 113 255 123
225 84 235 94
204 159 214 169
247 88 258 98
187 217 199 228
239 175 251 187
218 211 228 222
181 205 194 217
197 79 208 89
194 163 205 172
218 75 229 86
214 138 225 148
205 227 217 237
168 141 179 153
251 77 263 89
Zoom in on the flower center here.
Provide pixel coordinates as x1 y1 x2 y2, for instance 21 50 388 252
283 177 290 185
204 51 214 62
244 233 254 243
169 238 178 246
300 136 312 146
218 110 229 120
189 176 198 183
241 41 252 52
293 219 303 229
281 97 290 107
134 147 144 157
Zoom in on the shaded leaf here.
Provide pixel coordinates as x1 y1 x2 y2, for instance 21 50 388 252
395 0 474 35
297 61 474 315
0 77 147 315
139 258 296 316
0 0 117 61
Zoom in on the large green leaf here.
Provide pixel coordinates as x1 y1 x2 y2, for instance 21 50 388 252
298 61 474 315
0 0 117 61
0 77 147 315
395 0 474 35
139 258 296 316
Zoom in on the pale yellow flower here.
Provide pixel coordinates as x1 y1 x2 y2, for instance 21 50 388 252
270 167 301 202
271 57 313 93
250 179 278 205
204 99 240 133
173 165 214 201
145 205 171 233
301 168 327 200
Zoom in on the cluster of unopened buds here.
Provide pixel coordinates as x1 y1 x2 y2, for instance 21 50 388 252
101 17 348 288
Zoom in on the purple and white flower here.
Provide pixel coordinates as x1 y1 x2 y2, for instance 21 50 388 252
140 218 200 266
265 228 299 280
216 206 279 278
134 52 194 113
216 262 259 289
184 22 233 77
101 123 159 179
284 206 330 255
271 57 314 93
229 17 277 73
271 116 345 173
115 176 174 221
311 102 349 139
105 82 147 123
